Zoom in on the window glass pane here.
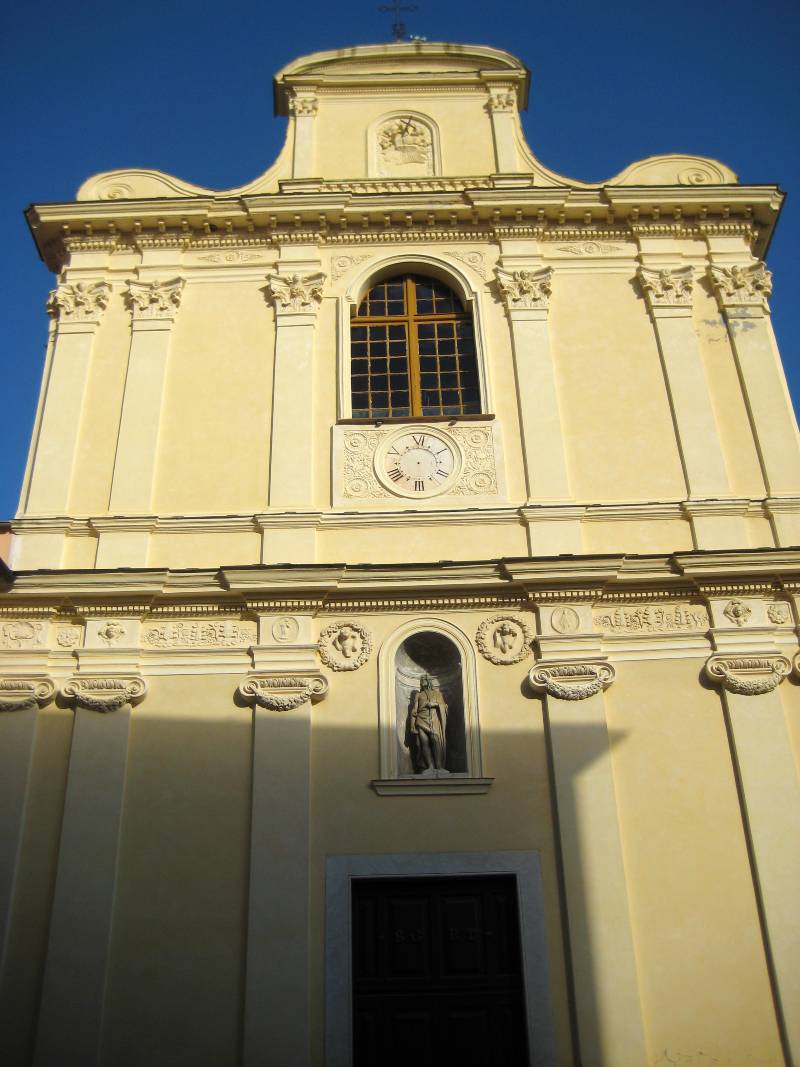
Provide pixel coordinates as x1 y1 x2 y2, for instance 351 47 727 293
442 390 459 406
417 323 434 339
439 356 456 371
389 324 406 340
351 358 368 374
372 375 388 392
352 326 367 341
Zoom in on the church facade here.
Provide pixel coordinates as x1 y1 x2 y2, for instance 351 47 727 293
1 41 799 1066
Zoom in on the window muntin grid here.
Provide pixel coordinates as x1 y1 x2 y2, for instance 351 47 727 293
351 274 480 419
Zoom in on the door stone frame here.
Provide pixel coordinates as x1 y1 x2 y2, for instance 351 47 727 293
325 850 555 1066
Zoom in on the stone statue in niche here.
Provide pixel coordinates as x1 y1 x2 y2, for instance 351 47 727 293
406 675 449 775
395 631 466 776
376 117 434 177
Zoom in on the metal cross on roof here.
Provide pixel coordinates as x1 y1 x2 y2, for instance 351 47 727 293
378 0 418 41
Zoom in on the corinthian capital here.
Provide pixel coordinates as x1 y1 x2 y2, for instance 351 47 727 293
495 266 553 312
708 262 772 312
47 281 111 324
61 675 147 713
267 272 326 315
237 672 329 711
487 88 517 112
637 265 694 309
126 278 185 322
528 660 615 701
289 94 318 117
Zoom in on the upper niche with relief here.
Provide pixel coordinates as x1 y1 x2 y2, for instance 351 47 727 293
373 116 437 178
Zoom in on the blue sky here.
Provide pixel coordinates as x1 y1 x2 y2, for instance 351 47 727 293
2 0 799 520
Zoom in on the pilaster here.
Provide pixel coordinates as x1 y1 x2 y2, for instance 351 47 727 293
238 628 327 1067
636 262 741 548
34 674 145 1067
289 92 318 179
485 85 519 173
704 598 800 1061
495 261 576 539
708 258 800 500
265 252 325 562
105 278 185 563
25 282 111 527
530 611 647 1066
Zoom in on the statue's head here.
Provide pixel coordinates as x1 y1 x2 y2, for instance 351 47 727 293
420 674 432 690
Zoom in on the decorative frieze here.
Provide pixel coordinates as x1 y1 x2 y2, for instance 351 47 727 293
593 603 709 635
237 672 328 711
476 615 533 665
0 620 45 649
495 266 552 311
61 675 147 713
637 265 694 309
142 619 256 649
126 278 185 322
267 272 326 314
317 621 372 671
528 661 615 700
0 677 56 713
704 654 790 696
708 262 772 312
47 281 111 324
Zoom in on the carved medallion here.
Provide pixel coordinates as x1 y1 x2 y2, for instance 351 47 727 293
476 615 533 665
704 654 790 696
0 677 56 713
376 117 434 177
62 676 147 713
237 673 328 711
550 607 580 635
55 624 83 648
317 621 372 671
723 599 752 627
98 621 126 646
529 661 615 700
272 616 300 643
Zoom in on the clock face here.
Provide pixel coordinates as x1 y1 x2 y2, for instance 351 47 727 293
377 430 460 497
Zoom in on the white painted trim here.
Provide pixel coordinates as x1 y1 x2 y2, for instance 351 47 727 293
337 253 493 419
377 617 483 780
324 849 555 1067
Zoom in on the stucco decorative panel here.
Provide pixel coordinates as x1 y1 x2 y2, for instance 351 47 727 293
593 603 709 635
0 620 45 649
142 619 257 648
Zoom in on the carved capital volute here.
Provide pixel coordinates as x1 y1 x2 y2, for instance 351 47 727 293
528 660 615 701
704 653 790 696
637 265 694 310
61 675 147 713
708 262 772 313
267 272 326 317
47 281 111 326
495 266 552 313
0 676 56 713
126 278 185 323
237 672 329 712
289 93 318 117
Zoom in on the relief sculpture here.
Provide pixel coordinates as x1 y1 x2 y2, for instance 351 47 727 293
376 117 434 177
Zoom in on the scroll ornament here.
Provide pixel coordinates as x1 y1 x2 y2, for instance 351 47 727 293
528 661 616 700
495 266 553 311
0 677 56 713
637 265 694 308
267 273 326 314
61 675 147 713
238 673 329 712
708 262 772 311
126 278 185 321
704 654 790 696
47 281 111 323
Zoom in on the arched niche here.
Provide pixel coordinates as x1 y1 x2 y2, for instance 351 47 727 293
378 618 483 780
367 112 441 178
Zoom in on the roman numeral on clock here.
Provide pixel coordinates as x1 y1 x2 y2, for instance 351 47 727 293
414 480 425 492
412 434 426 447
388 468 403 482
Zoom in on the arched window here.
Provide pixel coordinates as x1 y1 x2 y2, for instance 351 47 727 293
350 274 481 420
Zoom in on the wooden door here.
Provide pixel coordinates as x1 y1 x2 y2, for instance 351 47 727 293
352 875 529 1066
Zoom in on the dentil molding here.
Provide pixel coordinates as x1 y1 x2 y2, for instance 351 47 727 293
708 262 772 312
0 677 56 713
495 266 552 311
267 272 326 314
528 660 615 700
47 281 111 324
237 672 329 711
126 278 185 322
704 653 791 696
637 265 694 309
61 675 147 713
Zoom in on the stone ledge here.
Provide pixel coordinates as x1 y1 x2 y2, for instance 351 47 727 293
371 776 494 796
